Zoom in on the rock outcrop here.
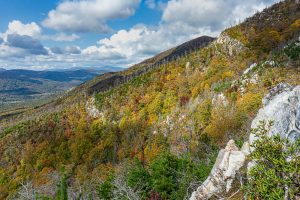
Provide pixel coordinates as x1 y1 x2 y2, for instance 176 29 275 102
214 33 245 56
190 83 300 199
190 140 247 200
85 97 102 119
250 83 300 144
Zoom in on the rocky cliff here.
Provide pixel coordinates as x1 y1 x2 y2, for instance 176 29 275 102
190 83 300 199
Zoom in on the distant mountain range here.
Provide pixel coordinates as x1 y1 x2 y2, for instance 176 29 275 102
0 67 120 111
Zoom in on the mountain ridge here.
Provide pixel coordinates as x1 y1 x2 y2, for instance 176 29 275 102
0 0 300 199
0 35 215 130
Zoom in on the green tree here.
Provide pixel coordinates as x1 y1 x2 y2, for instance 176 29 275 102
246 121 300 200
284 41 300 61
56 173 68 200
97 175 114 200
126 159 151 199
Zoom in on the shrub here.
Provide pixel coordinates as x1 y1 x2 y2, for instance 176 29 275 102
284 41 300 61
237 91 262 115
97 175 114 200
124 152 215 200
245 121 300 200
212 81 231 93
126 159 151 199
205 104 242 141
55 173 68 200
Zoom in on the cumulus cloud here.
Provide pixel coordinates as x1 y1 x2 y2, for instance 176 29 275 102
1 20 80 43
42 0 141 33
82 25 161 64
42 33 80 42
7 34 48 55
0 20 83 59
80 0 278 67
162 0 277 31
6 20 42 37
1 0 279 70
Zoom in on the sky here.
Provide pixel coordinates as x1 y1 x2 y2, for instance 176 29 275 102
0 0 279 70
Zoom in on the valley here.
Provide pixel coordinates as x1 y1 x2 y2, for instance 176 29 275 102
0 68 120 113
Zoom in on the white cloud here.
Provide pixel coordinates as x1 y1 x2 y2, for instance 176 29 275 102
82 25 164 65
6 20 42 37
0 20 42 44
162 0 278 31
0 44 27 58
42 33 80 42
1 20 80 43
1 0 280 70
80 0 278 67
42 0 141 33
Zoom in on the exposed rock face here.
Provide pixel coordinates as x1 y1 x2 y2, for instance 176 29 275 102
85 97 102 119
232 63 259 94
190 140 246 200
214 33 245 56
243 63 257 75
250 83 300 144
190 83 300 199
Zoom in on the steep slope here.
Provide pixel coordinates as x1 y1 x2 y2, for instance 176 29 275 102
0 0 300 199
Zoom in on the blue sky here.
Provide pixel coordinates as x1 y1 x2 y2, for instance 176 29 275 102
0 0 277 70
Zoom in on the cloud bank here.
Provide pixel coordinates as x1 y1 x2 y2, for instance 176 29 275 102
43 0 141 33
1 0 279 70
81 0 278 67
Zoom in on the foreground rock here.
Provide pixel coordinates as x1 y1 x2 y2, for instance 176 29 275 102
250 83 300 144
190 140 247 200
190 83 300 199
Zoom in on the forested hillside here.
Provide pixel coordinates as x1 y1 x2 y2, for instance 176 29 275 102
0 68 112 113
0 0 300 199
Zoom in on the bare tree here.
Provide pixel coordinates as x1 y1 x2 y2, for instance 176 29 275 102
112 175 141 200
17 181 35 200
